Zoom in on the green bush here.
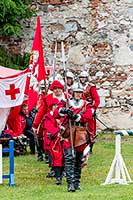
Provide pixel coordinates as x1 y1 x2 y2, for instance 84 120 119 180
0 47 30 70
0 0 33 37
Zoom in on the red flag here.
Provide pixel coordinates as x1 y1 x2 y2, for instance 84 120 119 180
28 16 46 111
29 16 46 81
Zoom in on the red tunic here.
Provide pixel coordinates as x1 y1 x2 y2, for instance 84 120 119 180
43 112 63 167
83 85 100 138
83 85 100 110
33 92 67 129
11 114 26 137
7 105 21 133
54 99 93 152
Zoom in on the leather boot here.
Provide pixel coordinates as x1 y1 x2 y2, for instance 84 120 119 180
68 183 75 192
54 166 62 185
44 150 49 164
56 177 62 185
64 148 75 192
36 136 44 161
74 151 83 190
74 182 81 190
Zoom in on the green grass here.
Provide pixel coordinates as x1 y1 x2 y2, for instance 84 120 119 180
0 134 133 200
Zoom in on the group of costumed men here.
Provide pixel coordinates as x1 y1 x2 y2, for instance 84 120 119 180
1 69 100 192
33 70 100 192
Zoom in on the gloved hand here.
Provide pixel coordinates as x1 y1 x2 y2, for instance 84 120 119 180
59 107 69 115
72 114 81 122
67 109 74 119
59 108 73 119
46 133 54 140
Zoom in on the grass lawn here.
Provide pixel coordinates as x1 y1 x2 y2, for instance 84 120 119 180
0 133 133 200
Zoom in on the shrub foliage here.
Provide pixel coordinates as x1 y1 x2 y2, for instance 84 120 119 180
0 0 33 37
0 47 30 70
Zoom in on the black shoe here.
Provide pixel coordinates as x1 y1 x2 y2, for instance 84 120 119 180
56 177 62 185
46 170 55 178
74 182 81 190
37 156 43 161
68 183 76 192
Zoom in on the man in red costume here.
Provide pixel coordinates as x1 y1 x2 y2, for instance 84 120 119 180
35 81 47 162
54 87 96 192
33 80 66 175
33 80 65 129
83 82 100 153
43 98 63 185
11 104 37 154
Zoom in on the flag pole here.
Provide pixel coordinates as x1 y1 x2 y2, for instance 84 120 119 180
61 41 75 158
52 41 57 81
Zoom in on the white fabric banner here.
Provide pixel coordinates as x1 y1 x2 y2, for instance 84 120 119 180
0 73 28 108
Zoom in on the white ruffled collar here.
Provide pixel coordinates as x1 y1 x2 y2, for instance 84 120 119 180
53 93 66 101
68 99 84 109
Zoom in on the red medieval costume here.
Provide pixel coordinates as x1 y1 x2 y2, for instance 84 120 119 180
53 89 94 192
43 97 64 185
33 80 66 175
83 83 100 139
43 111 63 167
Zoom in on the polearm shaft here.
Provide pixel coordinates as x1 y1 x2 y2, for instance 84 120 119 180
52 41 57 80
95 115 114 131
61 41 68 97
61 41 75 158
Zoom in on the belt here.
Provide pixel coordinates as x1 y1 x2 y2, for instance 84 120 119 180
71 121 86 127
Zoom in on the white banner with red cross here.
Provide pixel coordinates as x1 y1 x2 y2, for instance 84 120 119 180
0 72 28 108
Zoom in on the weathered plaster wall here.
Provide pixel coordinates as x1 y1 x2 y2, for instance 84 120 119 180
1 0 133 128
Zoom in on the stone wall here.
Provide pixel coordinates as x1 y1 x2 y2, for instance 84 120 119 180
23 0 133 106
3 0 133 128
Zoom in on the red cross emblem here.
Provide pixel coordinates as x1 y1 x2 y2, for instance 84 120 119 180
5 84 20 100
